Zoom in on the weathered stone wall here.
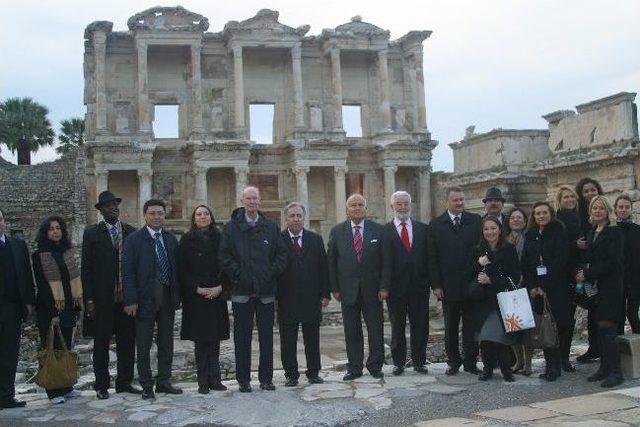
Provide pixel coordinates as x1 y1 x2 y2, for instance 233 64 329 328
0 149 87 249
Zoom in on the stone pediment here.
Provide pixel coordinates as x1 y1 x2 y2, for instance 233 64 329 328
332 16 390 39
224 9 310 37
127 6 209 32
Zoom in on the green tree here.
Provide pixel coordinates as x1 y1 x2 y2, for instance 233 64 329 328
57 118 85 154
0 97 54 165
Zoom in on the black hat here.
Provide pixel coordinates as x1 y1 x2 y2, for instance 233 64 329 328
482 187 506 203
95 191 122 209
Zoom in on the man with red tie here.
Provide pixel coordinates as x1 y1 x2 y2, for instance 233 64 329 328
277 202 330 386
383 191 431 375
327 194 391 380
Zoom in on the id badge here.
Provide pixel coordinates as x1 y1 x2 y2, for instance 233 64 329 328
536 265 547 276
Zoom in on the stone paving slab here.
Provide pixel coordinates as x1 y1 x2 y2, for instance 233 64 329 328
529 394 639 417
610 385 640 399
476 405 559 422
414 418 490 426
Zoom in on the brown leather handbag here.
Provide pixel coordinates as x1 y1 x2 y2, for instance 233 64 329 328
524 294 559 349
34 321 78 389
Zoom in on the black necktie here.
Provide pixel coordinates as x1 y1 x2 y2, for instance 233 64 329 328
453 216 461 229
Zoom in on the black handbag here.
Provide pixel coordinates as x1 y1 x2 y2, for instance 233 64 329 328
524 294 559 349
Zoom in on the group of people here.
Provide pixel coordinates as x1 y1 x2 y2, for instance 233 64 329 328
0 177 636 409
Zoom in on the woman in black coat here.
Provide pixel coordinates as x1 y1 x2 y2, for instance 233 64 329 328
575 177 604 362
33 216 82 404
554 185 582 373
614 194 640 334
179 205 230 394
575 195 624 388
521 201 570 382
469 216 520 382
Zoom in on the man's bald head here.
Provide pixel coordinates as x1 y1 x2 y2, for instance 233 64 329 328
346 193 367 223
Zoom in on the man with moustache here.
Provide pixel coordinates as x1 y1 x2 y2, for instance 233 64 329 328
123 199 182 400
277 202 330 386
383 191 431 375
81 191 140 399
327 194 390 380
428 186 482 375
0 208 35 409
482 187 507 224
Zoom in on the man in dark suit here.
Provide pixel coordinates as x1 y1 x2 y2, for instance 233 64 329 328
428 186 482 375
81 191 140 400
328 194 390 380
122 199 182 400
0 208 35 409
277 202 330 387
384 191 431 376
482 187 506 224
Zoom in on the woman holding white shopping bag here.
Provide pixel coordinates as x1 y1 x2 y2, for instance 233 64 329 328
468 216 521 382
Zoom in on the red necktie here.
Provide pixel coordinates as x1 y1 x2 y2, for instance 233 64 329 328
400 222 411 252
292 236 302 254
353 225 363 262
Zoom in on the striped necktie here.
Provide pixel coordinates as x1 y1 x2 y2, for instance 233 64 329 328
353 225 363 262
154 232 171 285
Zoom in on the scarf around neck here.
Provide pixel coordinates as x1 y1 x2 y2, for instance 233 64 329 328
39 248 83 310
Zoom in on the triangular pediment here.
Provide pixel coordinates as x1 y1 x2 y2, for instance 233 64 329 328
224 9 309 37
127 6 209 32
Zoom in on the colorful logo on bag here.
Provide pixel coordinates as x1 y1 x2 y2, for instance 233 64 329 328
504 313 523 332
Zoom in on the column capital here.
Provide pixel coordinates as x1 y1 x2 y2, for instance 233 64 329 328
334 165 348 176
137 169 153 178
293 165 310 176
234 165 249 175
383 165 398 173
232 45 243 56
291 43 302 59
191 165 207 176
93 31 107 45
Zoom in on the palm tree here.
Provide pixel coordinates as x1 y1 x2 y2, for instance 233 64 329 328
0 97 54 165
57 118 85 154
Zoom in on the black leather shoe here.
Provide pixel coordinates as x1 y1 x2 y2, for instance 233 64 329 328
284 378 298 387
308 376 324 384
116 385 143 395
445 366 460 376
478 371 492 381
464 365 480 375
209 382 227 391
260 382 276 391
414 366 429 374
238 383 252 393
577 350 599 363
0 398 26 409
141 388 156 400
587 369 608 382
198 385 209 395
502 372 515 382
562 360 577 373
155 383 183 395
342 372 362 381
96 389 109 400
392 366 404 376
600 373 624 388
371 371 384 379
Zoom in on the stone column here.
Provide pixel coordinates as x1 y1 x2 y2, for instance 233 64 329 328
414 51 427 130
93 31 108 134
293 166 310 227
233 46 245 131
334 166 347 223
193 166 208 206
136 41 152 134
95 169 109 195
190 44 204 134
418 166 431 222
234 166 249 204
377 50 392 131
329 47 343 131
404 54 418 131
383 166 397 221
291 44 305 129
138 169 153 224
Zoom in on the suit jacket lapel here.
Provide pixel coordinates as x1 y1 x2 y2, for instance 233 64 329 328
361 220 372 261
300 230 310 258
343 221 358 263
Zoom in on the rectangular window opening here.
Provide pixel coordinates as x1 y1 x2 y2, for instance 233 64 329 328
250 104 274 144
153 105 179 138
342 105 362 137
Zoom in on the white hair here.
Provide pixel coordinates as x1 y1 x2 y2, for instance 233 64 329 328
346 193 367 208
390 191 411 204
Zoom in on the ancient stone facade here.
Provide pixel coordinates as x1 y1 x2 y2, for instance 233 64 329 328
447 92 639 214
83 7 435 238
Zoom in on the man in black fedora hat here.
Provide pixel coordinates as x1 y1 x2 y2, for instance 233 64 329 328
81 191 141 399
482 187 507 224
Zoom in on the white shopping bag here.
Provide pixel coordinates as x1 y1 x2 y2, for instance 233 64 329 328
497 287 536 333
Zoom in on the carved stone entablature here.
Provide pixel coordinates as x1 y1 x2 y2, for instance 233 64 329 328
539 144 640 173
395 30 432 52
127 7 209 33
223 9 309 43
84 21 113 40
575 92 636 114
542 110 576 125
448 171 546 187
449 129 549 149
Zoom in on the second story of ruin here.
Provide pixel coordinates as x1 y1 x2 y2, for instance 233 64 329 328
83 6 432 146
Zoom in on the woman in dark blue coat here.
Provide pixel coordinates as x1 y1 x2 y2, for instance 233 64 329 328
469 216 520 382
614 194 640 334
575 195 624 388
521 201 570 382
179 205 230 394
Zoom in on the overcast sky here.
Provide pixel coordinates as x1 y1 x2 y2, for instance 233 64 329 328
1 0 638 171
